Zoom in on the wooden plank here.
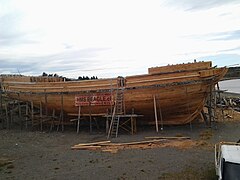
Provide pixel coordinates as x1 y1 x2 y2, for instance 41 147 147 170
127 75 199 85
71 146 102 150
68 113 107 117
74 140 111 146
145 136 191 139
105 139 164 146
77 106 81 134
148 61 212 74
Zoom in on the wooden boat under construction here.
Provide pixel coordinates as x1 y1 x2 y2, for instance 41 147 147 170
0 61 227 125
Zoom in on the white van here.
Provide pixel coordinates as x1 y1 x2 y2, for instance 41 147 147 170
215 142 240 180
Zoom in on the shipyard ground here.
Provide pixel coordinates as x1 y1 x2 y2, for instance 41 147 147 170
1 112 240 180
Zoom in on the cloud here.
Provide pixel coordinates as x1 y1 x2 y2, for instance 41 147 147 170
0 0 239 78
197 53 240 67
219 47 240 53
0 48 110 76
209 30 240 41
0 12 39 47
185 30 240 42
165 0 240 11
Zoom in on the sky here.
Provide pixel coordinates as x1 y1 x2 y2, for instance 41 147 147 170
0 0 240 78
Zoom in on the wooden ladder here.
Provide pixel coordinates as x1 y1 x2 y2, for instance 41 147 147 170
107 87 125 138
116 88 124 115
107 107 120 138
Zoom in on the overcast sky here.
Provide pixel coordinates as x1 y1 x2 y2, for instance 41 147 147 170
0 0 240 78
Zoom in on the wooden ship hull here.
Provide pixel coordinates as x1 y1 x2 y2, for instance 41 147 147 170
0 61 227 125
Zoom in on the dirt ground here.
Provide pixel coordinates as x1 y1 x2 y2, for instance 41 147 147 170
1 111 240 180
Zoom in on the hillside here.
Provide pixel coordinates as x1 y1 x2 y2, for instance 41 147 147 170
224 66 240 79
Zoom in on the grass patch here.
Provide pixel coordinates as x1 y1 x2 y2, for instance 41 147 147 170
6 164 14 169
199 129 213 140
0 158 13 168
175 133 184 137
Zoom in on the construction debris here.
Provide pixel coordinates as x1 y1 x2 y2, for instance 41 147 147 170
71 138 195 153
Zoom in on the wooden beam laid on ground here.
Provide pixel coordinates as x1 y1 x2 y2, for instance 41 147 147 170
105 139 165 146
74 140 111 147
71 146 102 150
145 136 191 140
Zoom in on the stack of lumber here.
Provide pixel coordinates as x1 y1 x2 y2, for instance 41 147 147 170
71 136 194 153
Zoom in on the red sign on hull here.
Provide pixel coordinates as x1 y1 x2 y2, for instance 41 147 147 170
75 93 113 106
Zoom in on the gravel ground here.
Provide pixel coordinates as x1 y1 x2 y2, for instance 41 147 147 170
1 114 240 180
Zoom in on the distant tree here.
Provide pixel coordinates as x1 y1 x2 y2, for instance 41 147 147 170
54 73 59 77
78 76 83 80
48 74 53 77
86 76 89 80
42 72 48 76
95 76 98 79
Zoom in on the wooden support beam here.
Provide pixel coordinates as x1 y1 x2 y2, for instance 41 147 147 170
0 89 4 129
17 94 22 129
25 102 28 129
216 82 222 121
57 94 64 132
201 110 208 124
89 100 92 134
5 103 9 129
10 105 13 128
131 108 137 134
207 85 213 127
106 109 109 134
185 87 192 131
44 89 48 116
40 101 43 131
50 109 55 132
31 101 34 128
77 106 81 134
158 98 163 131
153 95 159 133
